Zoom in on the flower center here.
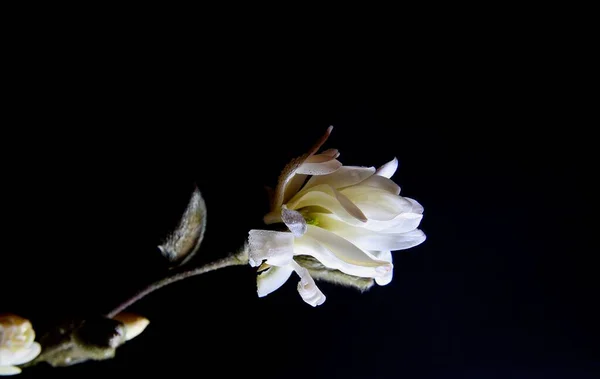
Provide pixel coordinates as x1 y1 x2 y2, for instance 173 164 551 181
303 214 320 227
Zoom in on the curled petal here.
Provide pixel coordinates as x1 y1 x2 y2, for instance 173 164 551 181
316 213 426 251
281 206 307 237
287 184 367 223
294 255 375 292
289 261 326 307
320 148 340 158
271 126 334 211
248 230 295 267
257 265 294 297
334 189 368 223
305 153 337 163
341 186 413 213
364 212 424 233
375 157 398 178
359 175 401 195
341 186 419 222
294 226 393 278
283 174 308 204
371 251 393 286
303 166 375 191
405 197 424 214
296 159 342 175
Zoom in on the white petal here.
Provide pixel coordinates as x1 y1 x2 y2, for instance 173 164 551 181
359 175 401 195
295 199 422 233
334 189 367 223
289 261 326 306
341 186 419 221
271 126 334 211
296 159 342 175
257 265 294 297
375 157 398 178
405 197 424 214
294 226 392 278
9 342 40 365
356 196 424 232
248 230 295 267
363 212 424 233
0 365 21 376
356 203 419 222
283 173 308 204
372 251 393 286
303 166 375 190
287 184 367 223
317 214 426 251
281 206 307 237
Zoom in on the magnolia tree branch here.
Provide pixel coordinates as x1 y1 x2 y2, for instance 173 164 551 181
106 253 248 318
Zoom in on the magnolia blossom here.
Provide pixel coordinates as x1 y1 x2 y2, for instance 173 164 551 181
248 127 426 306
0 314 41 376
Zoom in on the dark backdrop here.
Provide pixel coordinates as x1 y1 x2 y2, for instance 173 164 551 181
1 48 596 378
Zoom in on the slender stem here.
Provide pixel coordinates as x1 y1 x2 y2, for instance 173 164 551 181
106 254 246 318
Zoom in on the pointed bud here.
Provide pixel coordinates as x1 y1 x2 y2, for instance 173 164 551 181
159 186 207 267
112 313 149 341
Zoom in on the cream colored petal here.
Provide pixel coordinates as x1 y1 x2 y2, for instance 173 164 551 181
356 196 424 232
340 187 423 230
356 195 424 232
289 261 326 307
294 226 392 279
303 166 375 190
359 174 401 195
320 148 340 158
0 365 21 376
355 203 410 222
287 184 367 223
283 173 308 204
248 230 295 267
375 157 398 178
363 212 424 233
287 189 344 214
305 153 335 163
281 206 307 237
340 186 415 219
271 126 334 211
296 159 342 175
9 342 40 365
257 265 295 298
334 189 368 223
371 251 393 286
317 214 426 251
405 197 424 214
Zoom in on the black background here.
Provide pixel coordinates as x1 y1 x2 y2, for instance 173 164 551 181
1 32 597 378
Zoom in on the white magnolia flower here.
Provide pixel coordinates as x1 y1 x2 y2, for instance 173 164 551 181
249 127 426 306
0 314 41 376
